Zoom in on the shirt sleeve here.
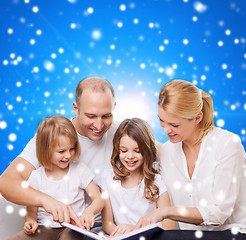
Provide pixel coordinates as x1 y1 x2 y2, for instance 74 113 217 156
27 169 40 190
155 174 167 195
97 170 110 192
198 134 245 226
18 136 41 169
78 163 95 189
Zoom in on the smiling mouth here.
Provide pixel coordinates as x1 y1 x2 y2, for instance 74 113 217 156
125 160 138 166
60 160 69 164
91 128 103 134
168 134 177 137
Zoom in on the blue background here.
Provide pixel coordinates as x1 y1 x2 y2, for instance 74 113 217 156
0 0 246 175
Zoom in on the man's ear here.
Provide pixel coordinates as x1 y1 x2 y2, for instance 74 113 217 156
195 111 203 125
73 102 79 115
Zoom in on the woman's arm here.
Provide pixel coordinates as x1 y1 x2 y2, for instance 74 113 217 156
156 191 177 229
135 206 203 229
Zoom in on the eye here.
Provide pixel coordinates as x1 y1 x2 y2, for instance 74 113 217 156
58 150 64 154
102 114 112 119
171 124 179 128
120 149 127 153
87 115 96 119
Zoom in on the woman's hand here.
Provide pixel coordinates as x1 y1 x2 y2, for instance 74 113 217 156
24 220 38 235
135 208 165 229
80 208 95 230
110 224 134 236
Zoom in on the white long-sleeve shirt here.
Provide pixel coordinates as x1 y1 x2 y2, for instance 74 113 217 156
160 127 246 233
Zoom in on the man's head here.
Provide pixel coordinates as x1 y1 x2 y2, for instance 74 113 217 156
73 77 116 141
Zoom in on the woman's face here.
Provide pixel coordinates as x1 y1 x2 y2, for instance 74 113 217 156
158 106 200 144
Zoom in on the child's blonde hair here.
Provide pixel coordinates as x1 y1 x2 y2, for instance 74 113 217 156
111 118 159 202
36 115 81 168
158 79 214 143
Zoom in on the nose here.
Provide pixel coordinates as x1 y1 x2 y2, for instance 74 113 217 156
163 124 171 134
126 151 134 159
94 118 104 130
64 150 71 159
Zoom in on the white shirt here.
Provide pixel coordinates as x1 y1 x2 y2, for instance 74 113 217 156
99 169 167 225
19 121 119 222
160 127 246 233
28 161 94 228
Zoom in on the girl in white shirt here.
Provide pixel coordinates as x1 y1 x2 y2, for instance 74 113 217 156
100 118 176 237
136 79 246 239
9 115 105 240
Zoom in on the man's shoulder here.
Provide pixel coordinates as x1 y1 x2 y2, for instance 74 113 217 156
109 121 120 133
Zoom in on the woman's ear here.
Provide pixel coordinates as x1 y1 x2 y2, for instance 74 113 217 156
195 111 203 125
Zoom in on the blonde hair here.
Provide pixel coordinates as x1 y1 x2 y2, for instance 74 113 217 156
111 118 159 202
158 79 214 143
36 115 81 168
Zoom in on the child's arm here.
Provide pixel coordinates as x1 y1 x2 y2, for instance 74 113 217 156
101 192 117 235
82 180 105 230
101 190 134 236
156 191 177 230
24 206 38 235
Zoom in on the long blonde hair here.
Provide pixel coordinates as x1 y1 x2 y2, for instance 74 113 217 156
158 79 214 143
36 115 81 168
111 118 159 202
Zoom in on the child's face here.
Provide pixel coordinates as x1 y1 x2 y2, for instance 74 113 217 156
119 135 144 174
50 136 76 170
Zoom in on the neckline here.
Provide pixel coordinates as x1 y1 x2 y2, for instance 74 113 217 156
43 165 70 182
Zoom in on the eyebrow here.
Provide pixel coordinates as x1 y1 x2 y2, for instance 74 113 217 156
157 115 180 125
85 113 112 117
119 146 139 150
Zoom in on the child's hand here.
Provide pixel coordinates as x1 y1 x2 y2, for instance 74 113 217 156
80 209 95 230
110 224 134 236
24 220 38 235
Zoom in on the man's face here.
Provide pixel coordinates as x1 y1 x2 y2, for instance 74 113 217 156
74 89 115 141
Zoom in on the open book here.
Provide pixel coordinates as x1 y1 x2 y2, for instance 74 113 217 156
61 222 163 240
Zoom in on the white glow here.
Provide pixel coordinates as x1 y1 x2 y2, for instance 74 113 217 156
17 163 25 172
32 6 39 13
21 181 29 189
92 29 102 40
114 95 151 122
0 121 7 129
101 191 109 199
6 205 14 214
195 230 203 238
217 119 225 127
194 2 207 13
9 133 17 142
19 208 27 217
120 205 128 214
44 61 55 72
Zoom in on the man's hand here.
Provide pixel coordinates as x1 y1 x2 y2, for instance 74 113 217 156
24 220 38 235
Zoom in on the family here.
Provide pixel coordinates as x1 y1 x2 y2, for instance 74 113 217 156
0 77 245 240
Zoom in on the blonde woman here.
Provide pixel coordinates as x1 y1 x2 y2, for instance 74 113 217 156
136 80 246 239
